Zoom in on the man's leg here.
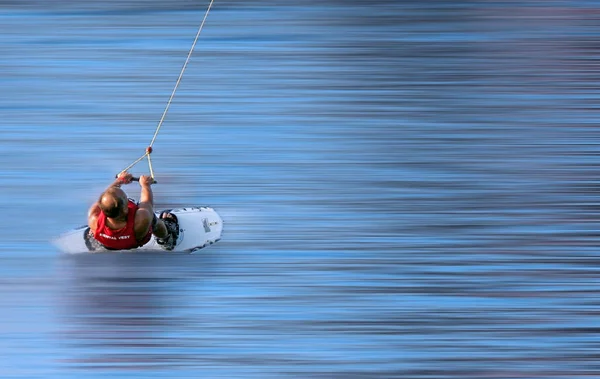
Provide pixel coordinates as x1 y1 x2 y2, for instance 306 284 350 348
151 214 169 239
154 212 180 250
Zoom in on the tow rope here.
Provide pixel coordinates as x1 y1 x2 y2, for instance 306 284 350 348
118 0 215 181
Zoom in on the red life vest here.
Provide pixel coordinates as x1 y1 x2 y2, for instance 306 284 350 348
94 200 152 250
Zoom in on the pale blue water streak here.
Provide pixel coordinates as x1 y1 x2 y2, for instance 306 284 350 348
0 1 599 378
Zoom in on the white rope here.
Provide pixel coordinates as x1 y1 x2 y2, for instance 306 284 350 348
149 0 215 147
119 0 215 179
119 152 149 175
147 153 155 178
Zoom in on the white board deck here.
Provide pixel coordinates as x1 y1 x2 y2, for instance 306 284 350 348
53 206 223 254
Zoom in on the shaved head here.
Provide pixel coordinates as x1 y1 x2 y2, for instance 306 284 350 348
98 187 128 219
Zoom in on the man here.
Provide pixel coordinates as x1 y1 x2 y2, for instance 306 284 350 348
87 172 179 251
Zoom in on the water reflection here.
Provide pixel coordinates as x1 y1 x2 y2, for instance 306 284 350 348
58 253 209 371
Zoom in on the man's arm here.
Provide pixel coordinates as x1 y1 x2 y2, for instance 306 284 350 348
134 175 156 241
137 175 154 212
105 172 134 192
87 203 101 233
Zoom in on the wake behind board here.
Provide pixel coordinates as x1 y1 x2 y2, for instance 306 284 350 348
53 206 223 254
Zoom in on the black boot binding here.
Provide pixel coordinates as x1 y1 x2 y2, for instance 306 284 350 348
156 211 179 251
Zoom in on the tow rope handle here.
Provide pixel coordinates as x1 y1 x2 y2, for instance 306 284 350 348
114 175 157 184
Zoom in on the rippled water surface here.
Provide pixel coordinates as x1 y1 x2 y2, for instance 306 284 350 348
1 1 599 378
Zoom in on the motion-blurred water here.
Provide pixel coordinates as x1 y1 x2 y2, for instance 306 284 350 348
1 1 599 378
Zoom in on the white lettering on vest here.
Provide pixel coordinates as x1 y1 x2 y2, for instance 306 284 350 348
99 233 131 240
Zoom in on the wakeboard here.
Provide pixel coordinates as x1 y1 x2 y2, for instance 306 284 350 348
53 206 223 254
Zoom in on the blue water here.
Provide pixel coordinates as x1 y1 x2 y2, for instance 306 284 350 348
1 1 599 378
